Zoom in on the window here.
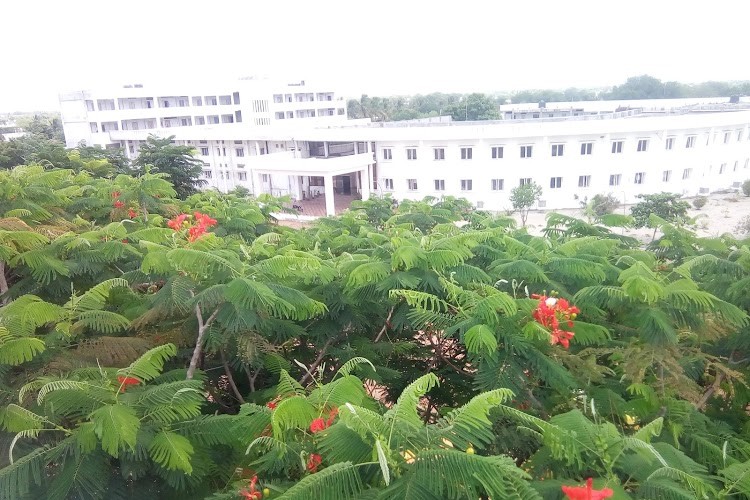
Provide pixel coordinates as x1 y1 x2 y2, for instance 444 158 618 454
461 147 473 160
660 170 671 182
682 168 692 180
382 148 392 160
719 163 726 174
273 94 283 103
236 148 244 157
611 141 623 153
407 148 417 160
609 174 621 186
519 178 532 186
383 178 394 190
434 179 445 191
237 172 247 181
200 147 209 156
203 170 213 179
665 137 674 150
578 175 591 188
491 146 504 159
407 179 418 191
686 136 696 148
222 148 227 156
434 148 445 160
551 144 564 157
635 172 647 184
520 145 533 158
580 142 593 155
724 131 732 144
237 164 245 169
549 177 562 189
460 179 473 191
491 179 504 191
85 100 95 111
637 139 649 152
261 174 270 182
738 130 744 142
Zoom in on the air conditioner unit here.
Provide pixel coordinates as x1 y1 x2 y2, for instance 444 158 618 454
538 200 547 208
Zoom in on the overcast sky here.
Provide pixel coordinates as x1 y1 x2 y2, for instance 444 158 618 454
2 0 748 112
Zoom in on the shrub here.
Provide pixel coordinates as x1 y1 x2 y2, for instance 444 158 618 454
589 193 620 217
742 179 750 196
692 196 708 210
736 215 750 236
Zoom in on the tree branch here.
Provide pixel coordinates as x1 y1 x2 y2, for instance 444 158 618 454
186 304 221 380
694 373 724 411
373 306 395 343
219 348 245 403
299 336 338 384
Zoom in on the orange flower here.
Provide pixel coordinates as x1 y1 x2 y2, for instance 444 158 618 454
306 453 322 473
116 375 139 392
240 475 263 500
128 208 138 218
562 478 613 500
113 200 125 209
167 213 188 230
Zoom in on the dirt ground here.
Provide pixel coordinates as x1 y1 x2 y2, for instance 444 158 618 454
520 193 750 242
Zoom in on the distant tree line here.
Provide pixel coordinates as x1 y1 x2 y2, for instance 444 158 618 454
347 74 750 122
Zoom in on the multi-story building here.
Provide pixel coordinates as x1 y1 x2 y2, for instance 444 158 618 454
59 83 750 216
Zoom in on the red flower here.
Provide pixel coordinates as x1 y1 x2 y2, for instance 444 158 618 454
266 400 278 410
187 224 206 242
128 209 138 219
116 375 139 392
562 478 614 500
122 239 129 244
113 200 125 209
531 294 580 349
310 418 327 434
306 453 322 473
167 213 188 230
194 211 218 228
111 191 121 199
310 408 339 433
240 475 263 500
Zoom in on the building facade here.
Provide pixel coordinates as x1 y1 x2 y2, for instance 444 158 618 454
59 83 750 215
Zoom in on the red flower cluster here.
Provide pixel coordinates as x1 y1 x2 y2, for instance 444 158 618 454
306 453 322 473
240 475 262 500
310 407 338 434
532 294 580 349
128 208 138 219
114 200 125 209
562 478 613 500
166 212 217 242
266 400 278 410
116 375 139 393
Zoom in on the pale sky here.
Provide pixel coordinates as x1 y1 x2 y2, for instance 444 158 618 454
2 0 748 112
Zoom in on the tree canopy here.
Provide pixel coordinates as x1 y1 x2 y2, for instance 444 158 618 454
132 135 206 199
1 153 750 499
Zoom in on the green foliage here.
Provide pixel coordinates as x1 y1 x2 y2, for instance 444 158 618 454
510 182 543 226
133 134 205 199
692 196 708 210
630 192 690 228
1 167 750 499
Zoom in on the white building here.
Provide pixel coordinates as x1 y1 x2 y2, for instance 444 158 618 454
59 83 750 216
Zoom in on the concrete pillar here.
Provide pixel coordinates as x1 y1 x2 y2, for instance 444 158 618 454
324 174 335 216
323 142 329 158
253 171 264 197
361 168 370 201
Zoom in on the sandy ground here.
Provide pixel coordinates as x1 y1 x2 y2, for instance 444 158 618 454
275 193 750 241
520 193 750 242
